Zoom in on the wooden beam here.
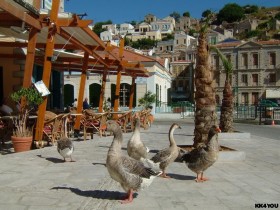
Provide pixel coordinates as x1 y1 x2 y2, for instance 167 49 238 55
98 71 107 112
129 76 136 110
34 0 60 141
58 28 110 68
0 41 104 51
56 18 92 28
22 27 38 87
0 0 41 30
74 52 89 131
113 66 122 119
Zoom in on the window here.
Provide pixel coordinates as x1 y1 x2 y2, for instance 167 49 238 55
269 52 276 66
184 39 186 44
252 53 258 66
241 93 249 105
252 92 259 105
252 74 258 84
213 55 219 69
269 73 276 83
242 74 248 83
241 53 248 68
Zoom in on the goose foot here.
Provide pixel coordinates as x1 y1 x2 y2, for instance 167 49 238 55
160 172 170 178
195 173 209 182
120 189 134 204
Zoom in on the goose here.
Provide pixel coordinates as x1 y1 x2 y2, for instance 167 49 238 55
127 115 149 161
103 120 162 204
57 137 75 162
149 123 181 178
181 125 221 182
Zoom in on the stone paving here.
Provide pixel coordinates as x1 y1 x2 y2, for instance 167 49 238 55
0 118 280 210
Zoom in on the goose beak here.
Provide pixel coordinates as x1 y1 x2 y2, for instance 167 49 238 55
216 127 221 133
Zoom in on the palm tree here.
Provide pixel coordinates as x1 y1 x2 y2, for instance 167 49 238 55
210 46 234 132
193 16 218 148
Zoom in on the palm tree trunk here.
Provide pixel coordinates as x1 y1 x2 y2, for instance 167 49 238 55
193 29 217 148
219 80 234 132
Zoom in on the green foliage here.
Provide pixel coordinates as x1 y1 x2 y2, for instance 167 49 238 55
11 87 44 109
170 11 180 22
243 5 259 14
130 38 157 50
275 12 280 20
10 87 44 137
93 20 112 36
162 34 174 41
202 10 212 18
217 3 245 23
245 30 261 38
183 11 190 17
130 20 137 26
210 46 233 80
138 91 156 109
188 28 197 36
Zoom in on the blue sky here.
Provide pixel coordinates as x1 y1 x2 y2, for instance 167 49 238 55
64 0 280 24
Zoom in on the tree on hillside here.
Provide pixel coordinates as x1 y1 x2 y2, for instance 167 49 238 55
170 11 180 22
243 5 259 14
193 15 218 148
183 11 190 17
130 38 157 50
210 46 234 132
162 34 174 41
93 20 112 36
202 10 212 18
275 12 280 20
217 3 245 23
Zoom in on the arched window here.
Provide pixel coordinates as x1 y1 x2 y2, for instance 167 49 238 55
89 83 101 107
120 83 130 107
64 84 74 107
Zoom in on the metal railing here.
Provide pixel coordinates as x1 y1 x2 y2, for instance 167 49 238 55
155 103 280 124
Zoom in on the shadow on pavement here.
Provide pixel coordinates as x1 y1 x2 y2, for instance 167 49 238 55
166 173 195 180
50 186 138 200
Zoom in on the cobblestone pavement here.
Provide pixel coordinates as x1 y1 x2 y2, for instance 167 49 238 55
0 118 279 210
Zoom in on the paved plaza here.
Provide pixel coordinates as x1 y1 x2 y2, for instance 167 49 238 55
0 117 279 210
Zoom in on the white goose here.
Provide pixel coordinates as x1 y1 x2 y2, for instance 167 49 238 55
103 120 162 204
127 114 149 161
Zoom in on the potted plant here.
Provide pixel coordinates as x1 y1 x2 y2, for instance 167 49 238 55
10 86 44 152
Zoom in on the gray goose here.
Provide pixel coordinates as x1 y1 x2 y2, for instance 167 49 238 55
57 137 75 162
103 120 162 204
149 123 181 178
127 115 149 161
181 125 221 182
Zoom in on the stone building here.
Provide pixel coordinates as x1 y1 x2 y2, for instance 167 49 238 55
211 39 280 105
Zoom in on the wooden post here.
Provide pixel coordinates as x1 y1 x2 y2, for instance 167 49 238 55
34 0 60 141
113 67 122 119
98 72 107 112
129 76 136 110
23 28 38 88
74 52 89 131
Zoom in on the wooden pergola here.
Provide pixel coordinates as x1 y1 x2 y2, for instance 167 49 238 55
0 0 149 141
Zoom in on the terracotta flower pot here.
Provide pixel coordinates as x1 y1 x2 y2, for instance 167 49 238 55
11 136 33 153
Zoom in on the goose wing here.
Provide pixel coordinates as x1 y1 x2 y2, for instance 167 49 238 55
120 155 157 178
181 147 208 164
150 148 171 163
